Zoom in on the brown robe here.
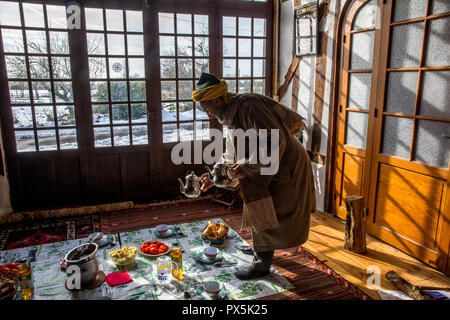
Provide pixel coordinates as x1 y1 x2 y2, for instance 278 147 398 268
220 93 316 252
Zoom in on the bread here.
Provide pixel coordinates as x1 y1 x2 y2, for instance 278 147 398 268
203 220 228 240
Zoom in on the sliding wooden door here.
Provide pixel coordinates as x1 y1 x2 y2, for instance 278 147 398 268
366 0 450 271
333 0 450 273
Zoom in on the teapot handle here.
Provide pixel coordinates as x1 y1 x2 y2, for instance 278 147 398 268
178 178 185 194
200 166 213 191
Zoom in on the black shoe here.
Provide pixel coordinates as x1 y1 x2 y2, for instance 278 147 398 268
234 266 270 280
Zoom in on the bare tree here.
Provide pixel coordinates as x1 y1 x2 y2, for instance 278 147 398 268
7 32 105 103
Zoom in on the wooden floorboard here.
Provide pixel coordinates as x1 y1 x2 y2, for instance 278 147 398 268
305 211 450 300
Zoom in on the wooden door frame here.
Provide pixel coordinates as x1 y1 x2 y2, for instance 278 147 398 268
326 0 355 215
366 0 450 272
326 0 383 216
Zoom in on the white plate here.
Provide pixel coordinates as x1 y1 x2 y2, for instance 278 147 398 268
139 241 172 258
155 228 175 238
197 252 223 264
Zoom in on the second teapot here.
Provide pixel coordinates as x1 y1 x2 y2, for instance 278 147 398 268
205 163 237 188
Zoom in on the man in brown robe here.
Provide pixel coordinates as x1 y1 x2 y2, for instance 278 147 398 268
193 73 316 280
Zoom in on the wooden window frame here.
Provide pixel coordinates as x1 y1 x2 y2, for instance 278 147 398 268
84 7 148 148
0 0 273 152
158 11 211 143
1 1 78 153
380 4 450 163
221 15 268 95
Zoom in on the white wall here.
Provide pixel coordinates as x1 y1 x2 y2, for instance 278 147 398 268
279 1 294 107
278 0 341 213
0 122 12 216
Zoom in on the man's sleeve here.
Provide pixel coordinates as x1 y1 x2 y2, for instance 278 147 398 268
218 127 239 188
219 127 235 165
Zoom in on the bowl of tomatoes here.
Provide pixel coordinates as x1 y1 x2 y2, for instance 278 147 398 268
139 241 170 257
0 263 20 275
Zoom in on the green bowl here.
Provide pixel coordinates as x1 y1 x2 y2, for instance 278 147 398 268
201 236 225 245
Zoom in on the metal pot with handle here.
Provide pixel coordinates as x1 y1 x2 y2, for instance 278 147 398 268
65 243 99 287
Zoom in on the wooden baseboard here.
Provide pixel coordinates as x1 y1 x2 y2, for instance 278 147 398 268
0 201 134 225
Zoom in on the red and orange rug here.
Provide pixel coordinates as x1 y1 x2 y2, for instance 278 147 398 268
0 215 101 251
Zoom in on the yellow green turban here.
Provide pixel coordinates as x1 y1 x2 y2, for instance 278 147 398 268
192 72 229 103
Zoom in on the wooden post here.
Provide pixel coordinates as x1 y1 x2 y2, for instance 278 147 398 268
344 195 367 253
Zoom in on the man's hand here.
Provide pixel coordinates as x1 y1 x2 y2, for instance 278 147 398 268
200 173 214 192
231 163 246 179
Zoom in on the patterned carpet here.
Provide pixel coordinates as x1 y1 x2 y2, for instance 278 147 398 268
0 214 100 251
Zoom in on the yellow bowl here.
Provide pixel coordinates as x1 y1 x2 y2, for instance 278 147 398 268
109 247 137 266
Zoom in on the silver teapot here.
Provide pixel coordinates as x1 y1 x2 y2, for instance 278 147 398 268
205 163 237 188
178 171 202 198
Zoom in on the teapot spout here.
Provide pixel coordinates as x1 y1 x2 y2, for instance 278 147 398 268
205 166 213 178
178 178 186 195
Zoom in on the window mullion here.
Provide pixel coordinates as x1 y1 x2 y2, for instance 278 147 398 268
18 2 39 151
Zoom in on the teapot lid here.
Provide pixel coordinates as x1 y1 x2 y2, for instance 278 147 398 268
187 171 196 177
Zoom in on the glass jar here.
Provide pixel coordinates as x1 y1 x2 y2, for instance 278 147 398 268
156 255 171 285
170 241 183 281
17 258 34 300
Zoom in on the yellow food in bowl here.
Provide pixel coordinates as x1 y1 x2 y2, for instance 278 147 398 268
109 246 137 265
202 221 228 240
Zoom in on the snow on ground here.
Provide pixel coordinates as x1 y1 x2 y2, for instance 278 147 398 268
12 99 211 151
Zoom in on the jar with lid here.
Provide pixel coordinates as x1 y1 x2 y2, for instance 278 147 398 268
17 258 34 300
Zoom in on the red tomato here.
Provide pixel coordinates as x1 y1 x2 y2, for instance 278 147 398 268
158 246 167 254
3 267 11 272
11 269 18 274
11 263 20 268
144 247 152 254
144 241 152 246
140 245 147 252
153 241 163 246
150 248 159 255
149 244 158 250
